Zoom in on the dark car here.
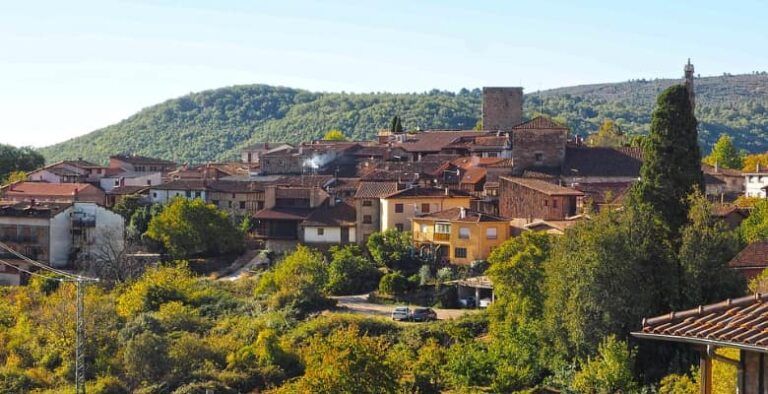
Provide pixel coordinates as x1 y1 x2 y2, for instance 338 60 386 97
410 307 437 322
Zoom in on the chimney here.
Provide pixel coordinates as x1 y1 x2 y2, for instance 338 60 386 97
714 161 719 173
460 207 466 219
758 163 762 173
444 187 449 196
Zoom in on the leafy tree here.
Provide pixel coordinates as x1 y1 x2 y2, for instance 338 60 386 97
323 129 347 141
740 199 768 243
678 192 744 307
703 134 743 169
442 341 495 389
325 245 380 295
112 194 144 221
146 198 244 258
586 120 626 147
0 144 44 183
123 331 170 384
378 271 408 296
571 335 638 394
254 245 332 313
3 171 27 184
658 370 698 394
742 152 768 172
272 325 399 394
367 229 420 273
633 84 704 233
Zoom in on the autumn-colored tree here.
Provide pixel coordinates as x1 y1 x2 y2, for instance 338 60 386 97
323 129 347 141
742 152 768 172
703 134 743 169
586 120 626 147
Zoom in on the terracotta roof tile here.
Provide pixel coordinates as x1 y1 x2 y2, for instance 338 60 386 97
637 293 768 349
501 177 584 196
302 201 356 226
416 207 506 223
395 131 491 152
2 182 100 197
730 241 768 269
354 182 400 199
451 157 505 170
460 167 487 185
151 179 207 191
253 208 313 221
385 187 472 199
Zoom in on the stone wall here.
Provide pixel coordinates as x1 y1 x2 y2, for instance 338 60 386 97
511 128 568 173
499 178 577 220
482 87 523 131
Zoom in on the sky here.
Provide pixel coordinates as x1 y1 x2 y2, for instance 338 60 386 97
1 0 767 147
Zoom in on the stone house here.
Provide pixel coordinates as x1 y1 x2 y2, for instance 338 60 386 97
729 240 768 281
27 160 108 184
149 179 207 204
353 182 400 244
499 177 583 221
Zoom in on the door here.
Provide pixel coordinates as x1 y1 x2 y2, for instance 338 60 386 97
341 227 350 243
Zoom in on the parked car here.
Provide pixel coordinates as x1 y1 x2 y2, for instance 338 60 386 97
410 307 437 322
391 306 411 321
478 298 493 308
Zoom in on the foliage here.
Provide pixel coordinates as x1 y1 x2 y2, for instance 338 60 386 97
742 152 768 172
418 264 433 286
378 271 408 296
123 332 170 384
703 134 743 169
633 84 704 233
146 197 244 258
0 144 44 184
741 199 768 243
678 192 744 307
325 245 380 295
749 267 768 293
734 195 763 208
271 325 399 394
254 245 333 314
367 229 420 272
586 119 626 147
571 335 638 394
658 370 698 394
112 194 144 221
390 115 404 133
323 129 347 141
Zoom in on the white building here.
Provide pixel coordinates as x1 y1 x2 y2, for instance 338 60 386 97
149 180 208 204
100 171 163 193
744 172 768 198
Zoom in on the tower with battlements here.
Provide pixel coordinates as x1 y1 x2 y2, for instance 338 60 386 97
684 59 695 112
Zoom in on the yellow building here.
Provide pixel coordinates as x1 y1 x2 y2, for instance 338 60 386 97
380 187 472 232
412 207 510 265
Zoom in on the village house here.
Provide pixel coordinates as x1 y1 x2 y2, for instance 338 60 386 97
412 207 509 265
206 180 266 215
380 187 472 232
109 154 176 174
1 182 106 205
99 170 163 193
634 293 768 394
499 177 583 221
702 163 744 200
26 159 108 184
0 201 124 285
241 143 293 166
744 168 768 198
149 179 208 204
300 199 357 245
258 142 360 175
353 182 401 243
729 240 768 281
251 185 330 251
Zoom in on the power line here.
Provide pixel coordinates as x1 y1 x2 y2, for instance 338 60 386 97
0 241 80 279
0 258 67 281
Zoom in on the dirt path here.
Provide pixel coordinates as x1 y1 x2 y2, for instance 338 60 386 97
332 294 477 320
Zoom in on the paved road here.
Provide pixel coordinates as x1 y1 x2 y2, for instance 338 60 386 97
332 294 477 321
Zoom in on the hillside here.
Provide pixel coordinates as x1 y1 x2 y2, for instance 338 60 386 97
39 73 768 164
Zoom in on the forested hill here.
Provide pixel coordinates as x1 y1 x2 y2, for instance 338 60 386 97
39 73 768 164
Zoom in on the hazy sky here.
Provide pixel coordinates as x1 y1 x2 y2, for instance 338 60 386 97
1 0 766 147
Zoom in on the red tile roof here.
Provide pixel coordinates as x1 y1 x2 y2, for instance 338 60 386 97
253 208 313 221
729 241 768 269
451 157 505 170
385 187 472 199
151 179 207 191
636 293 768 350
501 177 584 196
460 167 487 185
354 182 400 199
302 201 356 227
396 131 491 153
2 182 100 197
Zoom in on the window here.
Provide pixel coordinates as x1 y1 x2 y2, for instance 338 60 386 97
543 200 548 207
486 227 498 240
435 223 451 233
534 153 543 163
212 200 219 206
454 248 467 258
114 180 119 186
420 224 429 233
239 201 246 209
185 191 192 198
362 200 373 207
363 215 372 224
459 227 470 239
317 228 325 236
395 223 404 232
421 203 430 213
195 191 201 198
395 203 404 213
153 192 157 198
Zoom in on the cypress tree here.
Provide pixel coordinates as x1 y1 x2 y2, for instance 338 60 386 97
390 115 403 133
633 84 703 233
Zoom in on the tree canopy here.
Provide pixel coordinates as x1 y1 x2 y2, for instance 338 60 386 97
322 129 347 141
703 134 743 169
0 144 44 184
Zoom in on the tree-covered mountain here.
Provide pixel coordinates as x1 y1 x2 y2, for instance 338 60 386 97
39 73 768 164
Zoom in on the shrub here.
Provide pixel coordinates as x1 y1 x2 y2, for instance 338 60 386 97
379 272 409 296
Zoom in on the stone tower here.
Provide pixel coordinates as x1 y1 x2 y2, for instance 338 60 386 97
684 59 695 112
482 87 523 131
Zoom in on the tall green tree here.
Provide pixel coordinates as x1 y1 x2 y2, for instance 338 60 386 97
325 245 380 295
0 144 44 183
633 84 704 233
703 134 743 169
145 198 243 258
366 229 420 273
390 116 404 133
740 199 768 243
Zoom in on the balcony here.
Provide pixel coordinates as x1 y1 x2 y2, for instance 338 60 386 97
72 217 96 228
434 233 451 242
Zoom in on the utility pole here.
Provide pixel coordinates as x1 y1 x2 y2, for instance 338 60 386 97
74 277 98 394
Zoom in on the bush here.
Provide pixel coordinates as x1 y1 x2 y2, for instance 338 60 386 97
379 272 409 296
89 375 129 394
325 245 381 295
571 335 638 394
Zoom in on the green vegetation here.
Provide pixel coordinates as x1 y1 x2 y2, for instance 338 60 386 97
0 144 44 184
38 73 768 164
703 134 743 169
146 198 244 259
322 129 347 141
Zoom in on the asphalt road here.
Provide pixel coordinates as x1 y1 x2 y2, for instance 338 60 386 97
332 294 477 320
